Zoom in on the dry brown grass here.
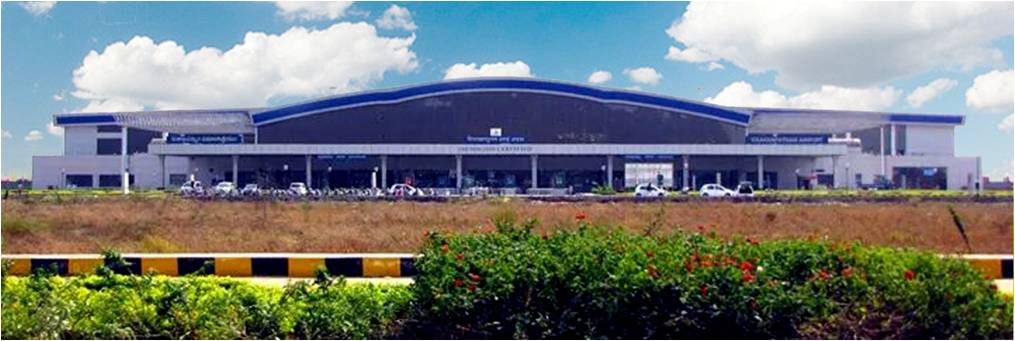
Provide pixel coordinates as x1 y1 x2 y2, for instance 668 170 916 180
2 197 1011 254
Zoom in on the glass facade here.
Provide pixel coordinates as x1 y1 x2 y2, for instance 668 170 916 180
258 92 745 145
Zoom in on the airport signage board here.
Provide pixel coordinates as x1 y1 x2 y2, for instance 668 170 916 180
316 155 368 160
465 135 527 144
746 134 829 144
166 134 242 144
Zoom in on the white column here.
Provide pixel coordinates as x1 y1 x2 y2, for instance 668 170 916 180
682 155 690 190
232 155 239 185
716 172 722 187
890 124 897 156
530 155 538 189
121 126 129 194
305 155 312 188
757 155 764 189
606 155 614 188
879 125 886 176
160 155 167 188
455 155 463 190
380 155 388 189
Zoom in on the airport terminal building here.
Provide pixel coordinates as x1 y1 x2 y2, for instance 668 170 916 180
33 78 980 192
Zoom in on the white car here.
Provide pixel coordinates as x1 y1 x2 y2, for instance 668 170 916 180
634 183 667 197
241 184 260 196
699 184 735 197
735 183 755 197
289 182 309 196
180 180 204 195
213 181 238 196
388 184 422 196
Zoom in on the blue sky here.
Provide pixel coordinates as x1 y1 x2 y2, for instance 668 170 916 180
2 1 1013 179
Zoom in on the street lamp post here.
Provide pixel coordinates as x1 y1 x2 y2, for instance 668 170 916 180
845 163 851 190
61 168 66 189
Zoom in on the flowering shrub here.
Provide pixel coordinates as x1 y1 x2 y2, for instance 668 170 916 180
407 220 1013 339
1 272 411 339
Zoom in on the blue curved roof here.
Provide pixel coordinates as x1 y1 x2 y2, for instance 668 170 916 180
251 78 753 126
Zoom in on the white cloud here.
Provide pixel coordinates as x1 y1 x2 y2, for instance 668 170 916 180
375 5 416 31
2 130 11 139
52 90 64 101
666 2 1013 90
46 122 64 136
20 1 55 16
623 67 662 85
276 1 354 21
705 62 724 71
24 130 43 141
906 78 957 108
587 70 612 84
705 81 901 111
999 114 1014 133
625 86 643 91
71 23 418 111
966 69 1014 113
985 160 1014 181
444 61 533 80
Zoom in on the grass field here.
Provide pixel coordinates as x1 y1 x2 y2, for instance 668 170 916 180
2 196 1010 254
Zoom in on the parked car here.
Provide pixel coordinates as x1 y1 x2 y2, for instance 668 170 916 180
735 182 755 197
180 180 204 195
388 184 422 196
288 182 308 196
699 183 735 197
240 183 260 196
212 181 237 196
634 183 667 197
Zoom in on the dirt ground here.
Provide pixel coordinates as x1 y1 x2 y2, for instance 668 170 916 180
2 198 1012 254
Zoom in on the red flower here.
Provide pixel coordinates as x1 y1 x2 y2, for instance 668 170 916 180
697 225 705 232
468 284 477 292
440 244 449 254
741 272 755 283
700 285 708 296
456 253 465 262
468 273 481 281
746 237 759 245
904 269 915 281
575 212 587 221
684 261 696 273
647 264 659 279
645 251 655 258
453 279 464 287
840 267 853 278
739 261 754 272
817 270 830 280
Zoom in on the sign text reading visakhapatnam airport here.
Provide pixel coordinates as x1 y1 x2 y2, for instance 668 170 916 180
166 134 242 144
746 134 829 144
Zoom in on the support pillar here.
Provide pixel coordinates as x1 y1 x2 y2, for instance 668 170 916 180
530 155 538 189
121 126 129 194
716 172 722 187
880 125 886 176
682 155 690 190
455 155 463 190
160 155 167 188
757 155 764 189
380 155 388 189
890 124 897 156
606 155 614 189
831 156 837 188
305 155 312 188
232 155 239 185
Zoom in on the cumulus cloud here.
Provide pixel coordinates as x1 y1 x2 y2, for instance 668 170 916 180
46 122 64 136
906 78 958 108
705 81 901 111
444 61 533 80
52 91 64 101
587 70 612 84
999 114 1014 133
375 5 416 31
666 2 1013 90
985 160 1014 181
966 69 1014 113
71 23 418 111
705 62 724 71
24 130 43 141
276 1 353 21
623 67 662 85
2 130 11 139
19 1 55 16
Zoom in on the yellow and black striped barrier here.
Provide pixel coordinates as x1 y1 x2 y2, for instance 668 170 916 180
2 253 1011 280
2 253 417 278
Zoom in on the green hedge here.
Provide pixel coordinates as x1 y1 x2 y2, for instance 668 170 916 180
406 220 1013 339
1 273 411 339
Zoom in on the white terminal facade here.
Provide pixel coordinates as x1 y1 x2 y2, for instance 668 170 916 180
33 78 980 192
